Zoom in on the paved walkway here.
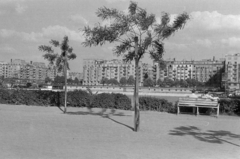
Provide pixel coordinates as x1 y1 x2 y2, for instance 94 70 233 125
0 104 239 159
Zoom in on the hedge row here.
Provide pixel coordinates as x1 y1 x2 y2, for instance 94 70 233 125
0 89 240 115
0 89 131 109
0 89 175 113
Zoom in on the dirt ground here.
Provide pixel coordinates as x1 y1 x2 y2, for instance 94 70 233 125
0 104 239 159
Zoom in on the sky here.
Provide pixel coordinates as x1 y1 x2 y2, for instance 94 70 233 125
1 0 240 72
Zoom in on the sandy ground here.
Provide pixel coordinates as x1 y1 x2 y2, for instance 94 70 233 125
0 104 239 159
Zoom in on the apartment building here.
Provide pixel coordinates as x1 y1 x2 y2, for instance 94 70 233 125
83 59 145 86
0 59 63 83
157 58 224 85
225 53 240 90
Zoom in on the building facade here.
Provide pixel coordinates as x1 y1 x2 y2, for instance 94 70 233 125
225 53 240 90
0 59 65 83
156 58 224 86
83 59 145 86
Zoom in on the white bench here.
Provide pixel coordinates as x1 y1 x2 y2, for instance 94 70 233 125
177 97 219 117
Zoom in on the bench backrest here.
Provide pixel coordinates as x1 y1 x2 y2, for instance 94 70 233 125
178 97 218 107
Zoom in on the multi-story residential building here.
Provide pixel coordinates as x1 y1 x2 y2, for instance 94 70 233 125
0 61 8 77
0 59 64 83
83 59 105 85
225 53 240 90
19 61 48 83
158 57 224 85
83 59 145 86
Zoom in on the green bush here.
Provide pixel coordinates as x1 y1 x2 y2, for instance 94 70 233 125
219 98 240 115
139 96 175 113
113 93 131 110
0 89 10 104
91 93 115 109
0 89 239 116
90 93 131 110
67 90 90 107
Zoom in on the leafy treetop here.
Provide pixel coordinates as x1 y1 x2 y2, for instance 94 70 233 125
82 1 189 63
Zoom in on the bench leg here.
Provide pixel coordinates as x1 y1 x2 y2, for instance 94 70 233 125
196 107 199 116
216 105 219 118
193 107 196 115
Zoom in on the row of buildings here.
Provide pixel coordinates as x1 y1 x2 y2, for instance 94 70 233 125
0 59 82 83
83 54 240 90
2 52 240 90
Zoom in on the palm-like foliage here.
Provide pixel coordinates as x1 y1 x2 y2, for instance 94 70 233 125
39 36 76 113
82 1 189 131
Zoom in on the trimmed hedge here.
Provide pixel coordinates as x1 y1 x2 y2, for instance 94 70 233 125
139 96 176 113
219 98 240 115
0 89 132 110
0 89 239 115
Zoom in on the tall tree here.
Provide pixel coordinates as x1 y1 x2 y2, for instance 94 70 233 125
82 1 189 131
39 36 76 113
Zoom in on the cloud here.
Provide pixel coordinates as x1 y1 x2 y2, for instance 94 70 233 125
221 37 240 48
0 25 84 42
165 42 189 51
0 10 6 15
41 25 84 42
0 0 29 14
15 3 27 14
0 45 18 54
0 0 27 3
0 29 16 37
188 11 240 30
105 0 128 3
0 29 38 41
70 14 88 25
195 39 212 47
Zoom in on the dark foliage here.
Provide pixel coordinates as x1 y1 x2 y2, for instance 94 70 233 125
218 98 240 115
113 93 132 110
91 93 115 109
0 89 239 115
139 96 176 113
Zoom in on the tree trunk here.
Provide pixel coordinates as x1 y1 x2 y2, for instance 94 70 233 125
64 57 68 113
134 37 140 132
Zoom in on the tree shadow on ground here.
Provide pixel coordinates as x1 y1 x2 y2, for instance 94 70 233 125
169 126 240 147
67 108 134 131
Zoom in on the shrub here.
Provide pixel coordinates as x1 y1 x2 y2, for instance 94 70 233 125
0 89 10 104
67 90 90 107
0 89 239 116
91 93 115 109
219 98 240 115
113 93 131 110
90 93 131 110
139 96 175 113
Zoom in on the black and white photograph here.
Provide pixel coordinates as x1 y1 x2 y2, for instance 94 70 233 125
0 0 240 158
